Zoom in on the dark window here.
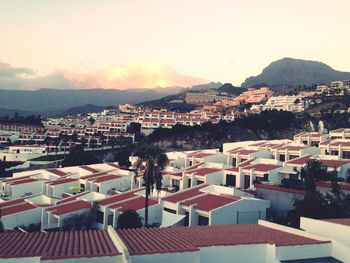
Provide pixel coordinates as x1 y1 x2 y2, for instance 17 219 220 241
240 158 247 163
289 155 299 160
330 150 339 156
164 207 176 214
302 140 308 145
279 154 286 162
188 179 192 187
96 211 104 224
197 180 204 185
189 161 193 166
108 214 114 225
226 174 236 186
184 212 189 226
198 215 209 226
244 175 250 189
80 184 85 192
342 151 350 159
96 186 100 192
232 158 237 166
311 141 319 147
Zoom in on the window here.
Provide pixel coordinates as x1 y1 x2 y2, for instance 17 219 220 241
289 155 299 160
244 175 250 189
311 141 319 147
279 154 285 162
184 212 189 226
188 179 192 187
342 151 350 159
80 184 85 192
197 180 204 185
96 211 104 224
330 150 339 156
96 186 100 192
164 207 176 214
198 215 209 226
232 158 237 166
226 174 236 186
108 214 114 225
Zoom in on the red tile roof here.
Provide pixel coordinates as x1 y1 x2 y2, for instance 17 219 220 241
162 184 207 203
56 191 90 204
323 218 350 226
256 183 306 195
109 196 158 212
0 198 25 208
182 194 240 211
192 153 215 159
225 167 239 173
319 159 350 169
242 163 282 173
47 168 67 177
287 155 313 165
79 166 100 173
48 177 77 186
2 176 30 183
0 230 120 259
118 224 330 255
0 202 37 216
46 200 91 216
80 172 109 180
188 167 222 176
97 189 142 206
7 178 38 185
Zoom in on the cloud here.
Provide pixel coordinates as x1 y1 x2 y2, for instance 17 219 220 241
0 61 207 90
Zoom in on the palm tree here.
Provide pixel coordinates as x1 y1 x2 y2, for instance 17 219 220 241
133 145 169 227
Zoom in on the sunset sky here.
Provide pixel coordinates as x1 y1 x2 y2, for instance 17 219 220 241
0 0 349 89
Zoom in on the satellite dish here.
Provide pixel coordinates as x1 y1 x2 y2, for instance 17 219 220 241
318 121 325 134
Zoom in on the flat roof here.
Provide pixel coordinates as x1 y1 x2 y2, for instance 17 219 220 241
109 196 158 212
118 224 330 256
162 184 208 203
0 230 120 259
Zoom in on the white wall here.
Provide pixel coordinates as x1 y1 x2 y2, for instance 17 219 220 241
12 181 44 198
2 207 42 229
199 244 271 263
300 217 350 262
130 251 199 263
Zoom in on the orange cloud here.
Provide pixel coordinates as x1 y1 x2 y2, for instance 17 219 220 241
61 62 207 89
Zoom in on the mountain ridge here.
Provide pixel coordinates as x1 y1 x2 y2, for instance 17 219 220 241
242 57 350 88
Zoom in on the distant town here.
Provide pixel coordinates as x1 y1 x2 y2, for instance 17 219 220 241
0 79 350 262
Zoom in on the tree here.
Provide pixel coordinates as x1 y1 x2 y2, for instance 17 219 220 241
133 145 169 227
299 160 329 192
60 211 97 231
117 210 143 229
287 160 350 228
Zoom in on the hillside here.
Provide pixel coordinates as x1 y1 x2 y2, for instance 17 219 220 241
242 58 350 89
0 88 181 114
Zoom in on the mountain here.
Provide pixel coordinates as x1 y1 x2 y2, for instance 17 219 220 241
190 82 223 91
0 108 38 117
241 58 350 89
217 83 246 95
0 88 181 115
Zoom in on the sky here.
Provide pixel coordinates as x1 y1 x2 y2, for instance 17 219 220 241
0 0 349 90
